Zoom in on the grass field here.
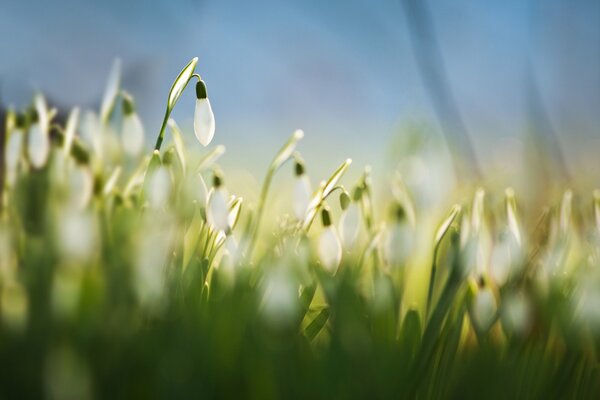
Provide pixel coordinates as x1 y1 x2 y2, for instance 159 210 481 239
0 58 599 399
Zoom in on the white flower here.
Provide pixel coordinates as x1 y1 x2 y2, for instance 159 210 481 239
293 174 311 220
490 232 522 286
340 203 361 248
28 94 50 169
383 221 413 267
502 293 531 335
5 129 23 184
193 81 215 146
472 287 497 332
121 113 145 156
261 268 298 326
67 164 94 210
56 210 98 262
318 226 342 273
28 123 50 168
147 167 172 209
207 187 230 232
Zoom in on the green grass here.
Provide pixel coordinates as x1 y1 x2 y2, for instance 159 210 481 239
0 59 599 399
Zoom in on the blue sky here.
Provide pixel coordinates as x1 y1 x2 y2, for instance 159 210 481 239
1 0 598 175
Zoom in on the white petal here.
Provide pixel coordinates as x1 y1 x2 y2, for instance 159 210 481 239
472 288 497 332
121 113 145 156
147 167 172 209
68 165 94 209
6 129 23 183
293 175 311 220
261 268 298 326
490 242 511 286
340 203 361 248
207 188 230 232
193 98 215 146
318 227 342 273
57 210 98 262
28 123 49 168
384 222 413 267
195 173 208 206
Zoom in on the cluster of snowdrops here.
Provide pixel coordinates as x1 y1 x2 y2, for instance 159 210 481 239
1 57 600 397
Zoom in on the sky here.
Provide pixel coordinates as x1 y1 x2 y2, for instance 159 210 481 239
1 0 598 179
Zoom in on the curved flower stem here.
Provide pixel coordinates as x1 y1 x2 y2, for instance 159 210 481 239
153 59 201 151
245 166 275 260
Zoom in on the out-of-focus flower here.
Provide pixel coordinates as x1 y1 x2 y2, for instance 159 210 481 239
147 167 172 209
383 204 413 268
207 172 230 232
261 266 298 327
193 80 215 146
292 159 311 220
121 92 145 157
27 94 50 168
5 119 23 185
339 188 362 248
318 207 342 273
471 285 498 333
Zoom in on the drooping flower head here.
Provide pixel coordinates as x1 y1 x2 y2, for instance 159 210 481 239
292 158 311 220
193 80 215 146
318 206 342 273
121 91 145 157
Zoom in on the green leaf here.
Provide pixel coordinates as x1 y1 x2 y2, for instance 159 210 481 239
100 58 121 123
196 145 226 172
399 308 422 360
302 158 352 230
167 57 198 113
63 107 80 155
304 307 330 341
168 118 187 174
322 158 351 199
434 204 461 248
270 129 304 173
228 196 243 231
505 187 521 246
102 167 122 196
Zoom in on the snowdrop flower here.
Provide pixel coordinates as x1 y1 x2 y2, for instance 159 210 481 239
147 167 172 209
339 188 362 248
471 285 498 333
5 115 25 184
261 267 298 327
502 292 531 335
490 230 522 286
292 159 311 220
383 205 414 268
193 80 215 146
28 95 50 169
318 207 342 273
121 92 144 156
56 209 99 263
207 172 230 232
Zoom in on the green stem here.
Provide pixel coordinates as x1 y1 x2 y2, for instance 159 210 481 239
246 167 275 259
425 246 440 321
153 113 169 151
153 75 199 152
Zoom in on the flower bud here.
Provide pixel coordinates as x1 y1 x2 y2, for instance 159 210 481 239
121 92 144 156
318 207 342 273
193 80 215 146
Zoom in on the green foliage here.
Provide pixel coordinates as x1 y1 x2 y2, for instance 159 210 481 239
0 65 599 399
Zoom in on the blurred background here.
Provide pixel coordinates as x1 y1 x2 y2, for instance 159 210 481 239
1 0 599 189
